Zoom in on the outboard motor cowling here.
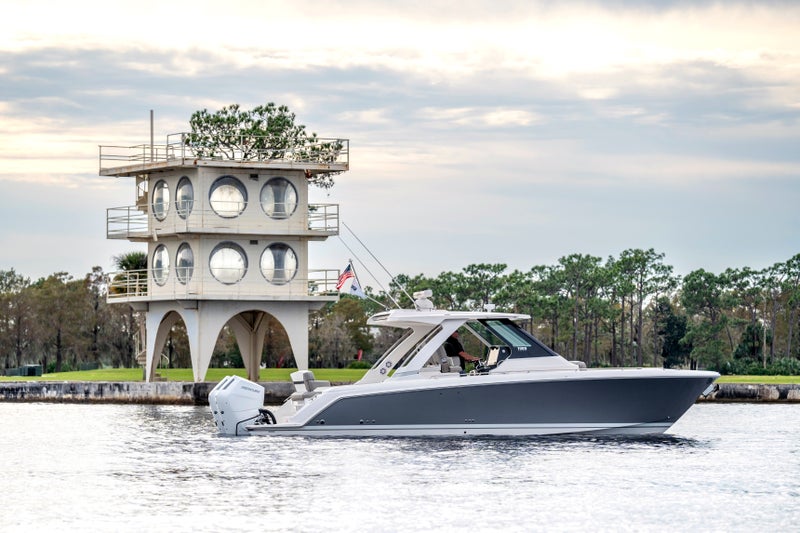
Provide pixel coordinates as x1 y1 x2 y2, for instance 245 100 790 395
209 375 265 436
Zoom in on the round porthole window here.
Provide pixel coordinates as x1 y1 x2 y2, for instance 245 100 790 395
209 176 247 218
175 177 194 219
209 242 247 284
260 177 298 219
260 243 298 285
152 244 170 286
176 243 194 284
152 180 170 221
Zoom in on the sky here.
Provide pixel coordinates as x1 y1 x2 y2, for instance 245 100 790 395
1 0 798 288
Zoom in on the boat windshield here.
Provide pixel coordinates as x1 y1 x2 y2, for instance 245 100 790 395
467 319 558 359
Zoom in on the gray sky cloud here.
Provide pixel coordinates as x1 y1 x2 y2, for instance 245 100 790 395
0 0 798 284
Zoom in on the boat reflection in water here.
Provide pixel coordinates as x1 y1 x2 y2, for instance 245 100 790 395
210 291 718 437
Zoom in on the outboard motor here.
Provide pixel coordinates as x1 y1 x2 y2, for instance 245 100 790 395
209 375 265 436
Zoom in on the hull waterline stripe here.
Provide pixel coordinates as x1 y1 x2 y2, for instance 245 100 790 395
245 421 673 436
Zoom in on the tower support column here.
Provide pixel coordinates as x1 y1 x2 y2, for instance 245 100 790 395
229 311 269 381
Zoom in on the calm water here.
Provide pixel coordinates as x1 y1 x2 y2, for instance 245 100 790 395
0 402 798 532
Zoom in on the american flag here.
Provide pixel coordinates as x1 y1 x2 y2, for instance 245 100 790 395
336 263 355 290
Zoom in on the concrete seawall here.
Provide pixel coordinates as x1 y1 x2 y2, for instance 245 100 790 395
700 383 800 402
0 381 295 405
1 381 799 405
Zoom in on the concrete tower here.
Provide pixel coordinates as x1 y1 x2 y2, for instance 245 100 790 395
100 130 348 382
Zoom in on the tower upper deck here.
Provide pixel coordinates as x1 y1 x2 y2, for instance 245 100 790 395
99 132 349 177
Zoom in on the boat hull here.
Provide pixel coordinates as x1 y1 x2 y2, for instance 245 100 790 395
246 370 717 437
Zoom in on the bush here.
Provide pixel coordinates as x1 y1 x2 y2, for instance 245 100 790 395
347 360 372 369
771 357 800 375
717 357 800 376
46 361 73 373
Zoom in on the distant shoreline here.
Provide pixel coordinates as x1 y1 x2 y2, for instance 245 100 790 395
1 381 799 405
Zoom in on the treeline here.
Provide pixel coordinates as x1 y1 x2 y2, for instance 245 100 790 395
2 248 799 375
0 268 136 374
315 249 800 375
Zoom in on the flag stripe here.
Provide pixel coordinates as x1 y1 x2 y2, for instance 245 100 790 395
336 264 354 290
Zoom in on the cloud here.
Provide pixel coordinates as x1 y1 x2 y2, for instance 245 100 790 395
0 1 798 281
335 108 394 126
4 2 800 78
415 106 540 128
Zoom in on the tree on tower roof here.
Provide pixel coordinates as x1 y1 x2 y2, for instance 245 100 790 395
185 102 342 189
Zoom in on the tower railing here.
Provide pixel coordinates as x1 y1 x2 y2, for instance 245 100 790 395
107 206 149 238
106 203 339 239
106 268 341 301
99 133 349 172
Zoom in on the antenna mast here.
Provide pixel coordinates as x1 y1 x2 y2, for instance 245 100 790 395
342 221 416 307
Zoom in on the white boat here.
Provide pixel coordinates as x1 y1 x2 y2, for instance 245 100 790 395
210 291 718 437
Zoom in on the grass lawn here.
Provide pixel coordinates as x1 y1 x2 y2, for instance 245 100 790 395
716 375 800 384
2 368 799 384
0 367 369 383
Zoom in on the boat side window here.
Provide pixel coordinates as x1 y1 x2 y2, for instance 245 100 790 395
465 321 502 349
369 328 414 370
396 325 443 370
479 319 559 358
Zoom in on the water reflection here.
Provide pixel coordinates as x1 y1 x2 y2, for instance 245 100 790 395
0 403 797 532
382 433 706 459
